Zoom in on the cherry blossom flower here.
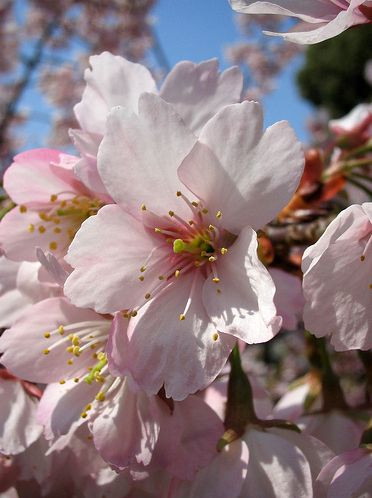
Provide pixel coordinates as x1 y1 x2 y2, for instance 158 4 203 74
302 203 372 351
64 97 304 399
0 149 106 263
329 103 372 144
315 447 372 498
0 298 222 477
229 0 372 44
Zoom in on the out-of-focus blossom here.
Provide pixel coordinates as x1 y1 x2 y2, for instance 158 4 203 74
269 268 304 330
229 0 372 44
302 203 372 351
315 447 372 498
329 103 372 145
64 97 304 399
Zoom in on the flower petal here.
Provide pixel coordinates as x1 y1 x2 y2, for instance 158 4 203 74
203 226 281 343
97 94 196 219
64 204 166 313
74 51 156 135
160 59 243 135
178 101 304 232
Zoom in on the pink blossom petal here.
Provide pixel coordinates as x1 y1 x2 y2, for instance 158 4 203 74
229 0 343 22
0 378 42 455
150 395 224 480
242 428 317 497
174 440 248 498
0 297 101 383
107 271 235 400
74 51 156 135
203 226 281 343
269 268 304 331
92 382 159 470
3 149 81 209
178 101 304 232
97 94 196 219
64 204 166 313
315 448 372 498
160 59 243 134
37 381 97 440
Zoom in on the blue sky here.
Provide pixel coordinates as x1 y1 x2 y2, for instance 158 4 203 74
16 0 314 152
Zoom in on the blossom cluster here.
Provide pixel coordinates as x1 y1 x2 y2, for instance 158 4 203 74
0 16 371 497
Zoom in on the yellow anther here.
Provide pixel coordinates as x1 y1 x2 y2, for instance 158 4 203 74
168 210 174 217
216 211 222 219
72 335 80 346
216 288 222 294
68 334 74 340
92 353 98 359
140 266 146 272
138 275 144 281
220 248 228 255
212 332 219 341
175 270 181 278
85 404 92 411
53 227 62 234
38 226 46 234
191 201 199 207
66 346 74 353
59 379 66 384
53 218 61 224
202 208 208 214
361 255 365 262
176 191 182 197
39 212 48 221
158 275 164 280
179 314 186 321
44 332 51 339
97 352 106 361
58 325 64 335
19 205 27 213
212 277 220 283
154 228 162 233
73 346 81 356
141 203 147 211
50 194 58 202
67 359 74 365
122 311 129 319
73 377 79 383
90 343 97 349
145 293 151 299
49 241 58 251
42 348 50 355
131 310 138 317
194 261 201 267
188 220 194 226
81 412 88 418
59 200 67 208
209 256 216 262
208 224 215 231
28 224 35 233
369 284 372 289
95 392 106 402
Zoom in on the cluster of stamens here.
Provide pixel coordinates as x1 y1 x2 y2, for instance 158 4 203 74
19 192 103 253
127 192 230 333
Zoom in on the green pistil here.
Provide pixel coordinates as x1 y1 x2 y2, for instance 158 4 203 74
173 237 214 256
84 354 107 385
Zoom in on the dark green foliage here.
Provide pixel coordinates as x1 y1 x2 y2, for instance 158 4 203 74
297 24 372 118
